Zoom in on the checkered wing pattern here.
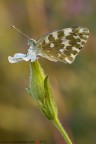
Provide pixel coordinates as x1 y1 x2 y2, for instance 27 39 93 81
36 26 89 64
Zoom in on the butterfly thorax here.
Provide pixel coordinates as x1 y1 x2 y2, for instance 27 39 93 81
27 39 41 56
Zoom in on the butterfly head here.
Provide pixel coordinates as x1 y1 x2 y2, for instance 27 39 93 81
28 39 36 46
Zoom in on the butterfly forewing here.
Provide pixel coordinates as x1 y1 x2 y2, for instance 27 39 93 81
36 26 89 64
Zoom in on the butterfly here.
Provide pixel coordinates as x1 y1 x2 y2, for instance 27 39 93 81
8 26 89 64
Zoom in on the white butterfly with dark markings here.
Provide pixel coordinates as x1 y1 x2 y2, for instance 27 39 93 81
8 26 89 64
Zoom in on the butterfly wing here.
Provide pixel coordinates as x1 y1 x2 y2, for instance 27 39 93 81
36 26 89 64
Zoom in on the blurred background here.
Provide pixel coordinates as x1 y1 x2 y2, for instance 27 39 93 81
0 0 96 144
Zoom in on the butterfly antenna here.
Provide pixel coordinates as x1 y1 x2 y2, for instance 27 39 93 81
11 25 30 39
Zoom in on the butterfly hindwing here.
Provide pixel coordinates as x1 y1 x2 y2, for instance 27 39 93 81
36 26 89 64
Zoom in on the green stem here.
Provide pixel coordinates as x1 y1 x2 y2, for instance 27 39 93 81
29 60 73 144
53 118 73 144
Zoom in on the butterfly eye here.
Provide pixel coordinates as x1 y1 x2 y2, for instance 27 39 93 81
28 39 36 46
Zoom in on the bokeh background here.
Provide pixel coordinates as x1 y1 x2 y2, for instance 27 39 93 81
0 0 96 144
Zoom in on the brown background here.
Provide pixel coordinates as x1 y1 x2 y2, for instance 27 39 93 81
0 0 96 144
